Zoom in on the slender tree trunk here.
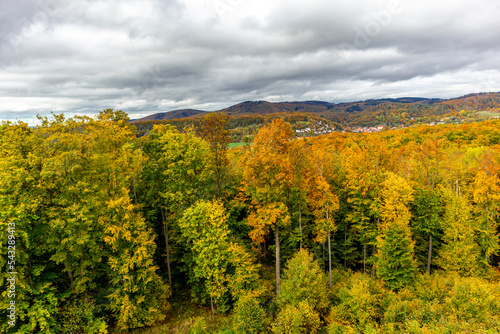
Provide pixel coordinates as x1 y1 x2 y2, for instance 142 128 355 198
216 168 221 198
214 153 222 198
299 202 302 250
373 217 379 276
65 260 74 285
327 202 332 289
322 243 327 273
364 241 367 274
328 230 332 289
132 164 138 205
210 295 214 315
258 242 261 264
298 158 303 250
427 234 433 275
486 207 491 264
161 207 173 293
344 222 347 268
485 209 493 265
276 225 281 294
372 245 376 276
264 239 267 260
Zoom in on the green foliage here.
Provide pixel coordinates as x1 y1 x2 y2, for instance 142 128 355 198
104 195 170 330
437 190 482 276
442 276 500 324
271 301 321 334
227 242 266 301
377 173 417 290
56 297 107 334
328 273 386 330
411 188 443 270
6 112 500 333
376 220 418 290
0 112 168 332
138 123 213 294
232 295 266 334
179 200 231 313
278 249 329 314
380 273 500 332
188 317 209 334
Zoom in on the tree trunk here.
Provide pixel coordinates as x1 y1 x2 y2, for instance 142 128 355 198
298 158 303 250
258 242 261 264
216 167 221 198
344 222 347 268
323 242 326 273
372 245 376 276
485 207 491 265
210 295 214 315
328 230 332 289
264 239 267 260
65 259 74 285
299 202 302 250
161 207 173 293
276 225 281 294
132 164 138 205
373 217 379 276
327 202 332 289
427 234 433 275
364 241 367 274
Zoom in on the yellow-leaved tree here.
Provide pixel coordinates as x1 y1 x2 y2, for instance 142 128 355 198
472 149 500 266
308 141 339 289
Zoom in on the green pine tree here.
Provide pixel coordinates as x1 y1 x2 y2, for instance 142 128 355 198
376 173 417 290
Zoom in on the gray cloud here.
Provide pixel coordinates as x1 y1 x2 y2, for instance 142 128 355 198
1 0 500 124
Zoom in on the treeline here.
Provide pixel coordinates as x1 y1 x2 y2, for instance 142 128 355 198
2 110 500 333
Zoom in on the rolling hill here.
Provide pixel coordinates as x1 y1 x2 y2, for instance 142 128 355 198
131 92 500 123
131 92 500 137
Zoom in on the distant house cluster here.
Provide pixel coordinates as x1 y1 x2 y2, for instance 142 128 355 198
293 114 500 138
295 121 334 136
350 125 385 133
429 119 446 126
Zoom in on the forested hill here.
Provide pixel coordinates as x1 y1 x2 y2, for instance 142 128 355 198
131 91 500 122
132 108 206 121
131 93 500 138
132 91 500 138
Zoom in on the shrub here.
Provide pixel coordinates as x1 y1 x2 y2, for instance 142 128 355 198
233 295 266 334
278 249 329 315
188 317 209 334
57 297 107 334
443 276 500 324
271 301 321 334
328 273 386 330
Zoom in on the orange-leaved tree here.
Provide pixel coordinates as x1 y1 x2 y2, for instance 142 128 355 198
241 119 294 294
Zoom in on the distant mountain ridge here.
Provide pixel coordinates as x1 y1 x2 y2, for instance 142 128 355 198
130 92 500 122
130 109 206 122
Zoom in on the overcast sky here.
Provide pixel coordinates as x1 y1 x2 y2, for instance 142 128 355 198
1 0 500 124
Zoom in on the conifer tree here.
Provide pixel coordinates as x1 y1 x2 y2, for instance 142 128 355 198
376 172 417 290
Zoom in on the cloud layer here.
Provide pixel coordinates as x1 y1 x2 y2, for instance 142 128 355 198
1 0 500 124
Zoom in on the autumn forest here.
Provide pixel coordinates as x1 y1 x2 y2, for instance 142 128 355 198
2 108 500 333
